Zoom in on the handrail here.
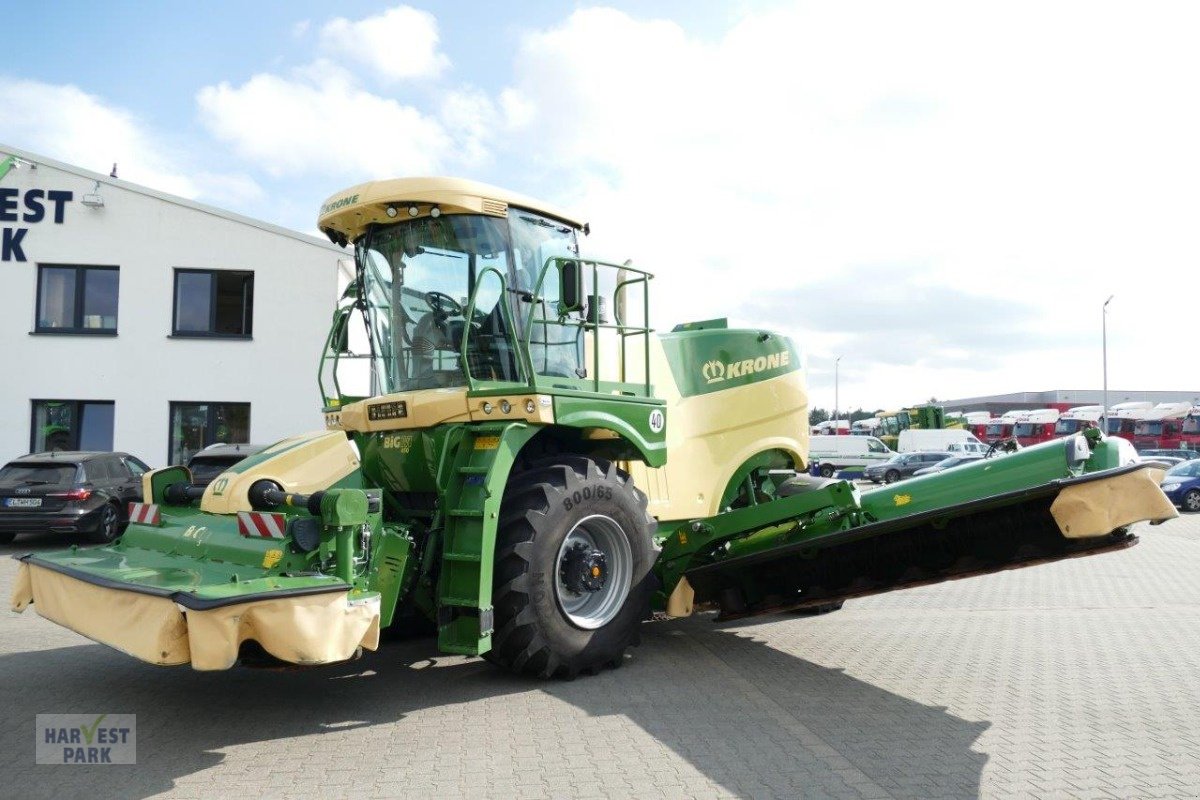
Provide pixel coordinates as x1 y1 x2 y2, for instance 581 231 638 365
318 306 349 407
459 265 532 387
522 257 655 397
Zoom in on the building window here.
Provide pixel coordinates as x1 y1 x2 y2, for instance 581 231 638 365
35 265 119 333
30 400 115 452
172 269 254 337
169 402 250 464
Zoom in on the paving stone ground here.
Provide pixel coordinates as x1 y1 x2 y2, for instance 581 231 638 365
4 512 1200 799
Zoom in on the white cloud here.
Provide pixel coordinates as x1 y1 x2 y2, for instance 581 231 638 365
0 78 197 197
0 77 262 210
196 63 450 178
319 5 449 82
496 3 1200 408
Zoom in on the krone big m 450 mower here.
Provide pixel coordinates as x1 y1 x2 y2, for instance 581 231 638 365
12 178 1179 677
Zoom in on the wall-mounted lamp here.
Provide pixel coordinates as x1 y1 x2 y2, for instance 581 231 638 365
81 180 105 208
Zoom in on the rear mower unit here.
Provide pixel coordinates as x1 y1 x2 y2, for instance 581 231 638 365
12 178 1178 677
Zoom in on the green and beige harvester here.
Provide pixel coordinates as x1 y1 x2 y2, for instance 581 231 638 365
11 179 1179 677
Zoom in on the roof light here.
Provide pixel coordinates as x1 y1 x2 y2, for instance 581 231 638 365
386 205 398 218
430 206 441 218
408 206 419 217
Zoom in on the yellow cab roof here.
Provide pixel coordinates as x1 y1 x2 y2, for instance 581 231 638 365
317 176 585 244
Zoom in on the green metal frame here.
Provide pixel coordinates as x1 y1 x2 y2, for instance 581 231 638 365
435 421 539 654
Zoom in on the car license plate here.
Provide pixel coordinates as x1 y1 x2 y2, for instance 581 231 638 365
4 497 42 508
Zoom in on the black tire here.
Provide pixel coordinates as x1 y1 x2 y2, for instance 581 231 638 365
884 469 901 484
0 531 15 545
818 463 835 478
1185 489 1200 513
85 503 122 544
488 455 657 679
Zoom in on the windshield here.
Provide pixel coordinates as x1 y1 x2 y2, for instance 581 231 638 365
986 423 1009 437
1055 419 1084 435
876 414 908 436
1167 460 1200 477
1135 421 1163 436
358 214 517 393
1014 423 1036 437
1107 418 1135 434
1183 417 1200 434
355 211 583 394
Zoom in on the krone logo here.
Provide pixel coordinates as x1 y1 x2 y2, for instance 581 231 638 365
700 350 790 384
702 360 726 384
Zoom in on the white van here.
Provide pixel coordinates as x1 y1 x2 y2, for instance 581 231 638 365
808 435 896 477
898 429 985 454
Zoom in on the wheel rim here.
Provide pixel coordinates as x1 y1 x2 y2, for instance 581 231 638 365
555 514 633 630
886 471 899 483
1187 491 1200 512
102 506 117 539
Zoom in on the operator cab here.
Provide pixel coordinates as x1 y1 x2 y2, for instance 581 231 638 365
317 178 650 409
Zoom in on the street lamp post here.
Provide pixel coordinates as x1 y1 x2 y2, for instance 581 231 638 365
834 356 841 436
1102 295 1113 433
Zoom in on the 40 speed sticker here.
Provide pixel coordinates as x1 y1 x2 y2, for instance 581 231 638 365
648 409 665 433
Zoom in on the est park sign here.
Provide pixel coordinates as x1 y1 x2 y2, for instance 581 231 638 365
0 155 74 262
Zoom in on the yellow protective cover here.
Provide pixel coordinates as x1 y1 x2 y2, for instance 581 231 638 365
11 563 380 670
1050 467 1178 538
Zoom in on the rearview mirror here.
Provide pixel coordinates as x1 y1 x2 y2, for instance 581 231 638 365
559 259 583 312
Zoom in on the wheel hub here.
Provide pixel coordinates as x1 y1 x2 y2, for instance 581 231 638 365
553 514 633 630
560 542 608 594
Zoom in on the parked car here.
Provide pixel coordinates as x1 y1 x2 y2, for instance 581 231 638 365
864 451 953 484
1160 459 1200 513
912 454 985 477
1138 455 1185 467
186 443 265 487
0 451 151 545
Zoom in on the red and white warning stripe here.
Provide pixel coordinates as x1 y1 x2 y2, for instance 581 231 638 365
237 511 288 539
127 502 161 526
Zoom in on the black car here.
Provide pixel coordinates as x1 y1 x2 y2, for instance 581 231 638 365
186 443 265 487
0 451 150 545
864 451 954 484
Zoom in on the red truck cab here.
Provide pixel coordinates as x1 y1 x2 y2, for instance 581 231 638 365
1013 409 1060 447
1131 402 1194 450
1054 405 1102 438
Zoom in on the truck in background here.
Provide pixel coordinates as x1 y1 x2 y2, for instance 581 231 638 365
1131 402 1194 450
875 405 966 450
1105 401 1154 438
851 418 881 436
1176 408 1200 452
1013 409 1061 447
810 419 850 436
898 428 986 453
1054 405 1103 437
983 411 1022 444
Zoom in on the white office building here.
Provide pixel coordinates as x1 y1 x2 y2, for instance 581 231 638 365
0 144 349 467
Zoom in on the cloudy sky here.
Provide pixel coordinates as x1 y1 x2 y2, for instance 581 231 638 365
3 1 1196 411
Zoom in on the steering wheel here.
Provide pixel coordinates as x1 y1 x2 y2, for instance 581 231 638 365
425 291 462 316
